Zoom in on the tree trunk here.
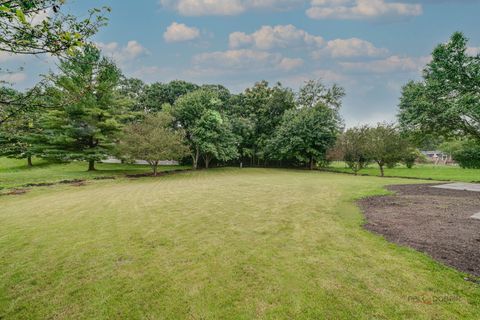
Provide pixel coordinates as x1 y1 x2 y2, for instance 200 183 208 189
192 147 200 170
27 156 33 167
204 155 211 169
309 156 315 170
88 160 96 171
379 164 385 177
153 165 158 176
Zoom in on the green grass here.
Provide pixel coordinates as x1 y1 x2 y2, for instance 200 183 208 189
0 168 478 319
327 161 480 182
0 157 189 189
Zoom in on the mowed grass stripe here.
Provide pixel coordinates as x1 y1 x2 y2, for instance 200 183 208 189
0 168 478 319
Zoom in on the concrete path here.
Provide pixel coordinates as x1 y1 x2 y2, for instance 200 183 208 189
432 183 480 192
431 183 480 220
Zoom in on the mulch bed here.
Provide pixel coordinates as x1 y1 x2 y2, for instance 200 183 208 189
358 184 480 277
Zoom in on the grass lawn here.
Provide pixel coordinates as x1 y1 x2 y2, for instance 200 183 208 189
0 168 478 319
327 161 480 182
0 158 189 189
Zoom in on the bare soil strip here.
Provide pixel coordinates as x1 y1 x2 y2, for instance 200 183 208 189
358 184 480 277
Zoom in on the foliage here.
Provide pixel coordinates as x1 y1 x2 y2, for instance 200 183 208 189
41 45 123 171
117 113 189 175
191 110 239 169
366 123 412 177
338 125 370 175
268 104 341 169
171 89 237 169
442 140 480 169
398 32 480 142
402 148 421 169
0 88 43 166
0 0 108 56
297 79 346 110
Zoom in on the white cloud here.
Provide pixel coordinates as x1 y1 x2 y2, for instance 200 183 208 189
278 57 304 70
322 38 389 58
229 24 323 50
0 72 27 83
339 55 430 73
96 40 148 64
307 0 422 20
160 0 303 16
164 22 201 42
193 49 303 72
467 46 480 56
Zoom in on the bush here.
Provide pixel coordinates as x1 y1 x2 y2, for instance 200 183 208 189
453 143 480 169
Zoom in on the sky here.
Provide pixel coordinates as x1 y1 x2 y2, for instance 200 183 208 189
2 0 480 126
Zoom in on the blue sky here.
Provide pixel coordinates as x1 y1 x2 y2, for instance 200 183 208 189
3 0 480 126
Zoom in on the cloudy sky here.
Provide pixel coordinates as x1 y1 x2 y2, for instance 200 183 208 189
3 0 480 126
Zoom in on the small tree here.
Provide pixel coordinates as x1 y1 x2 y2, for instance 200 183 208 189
366 123 410 177
339 125 370 175
117 113 189 175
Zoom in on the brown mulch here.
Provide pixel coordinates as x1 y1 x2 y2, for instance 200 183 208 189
358 184 480 277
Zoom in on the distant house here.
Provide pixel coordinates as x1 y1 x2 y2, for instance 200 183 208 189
420 151 453 165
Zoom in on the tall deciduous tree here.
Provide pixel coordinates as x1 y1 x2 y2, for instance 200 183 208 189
42 45 123 171
398 32 480 142
172 89 222 169
191 110 238 169
268 104 341 169
117 112 189 175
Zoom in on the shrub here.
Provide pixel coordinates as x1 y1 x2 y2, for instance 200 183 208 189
453 143 480 169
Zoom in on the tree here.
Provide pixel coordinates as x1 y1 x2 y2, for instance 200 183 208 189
191 110 239 169
172 89 222 169
268 104 341 170
338 125 370 175
140 80 200 113
366 123 410 177
0 88 43 166
297 79 345 110
398 32 480 142
0 0 108 56
235 81 295 165
117 113 189 175
41 45 123 171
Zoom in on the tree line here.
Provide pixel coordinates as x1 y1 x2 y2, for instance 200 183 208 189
0 44 348 173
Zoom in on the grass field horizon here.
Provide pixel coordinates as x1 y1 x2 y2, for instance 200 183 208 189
327 161 480 182
1 168 479 319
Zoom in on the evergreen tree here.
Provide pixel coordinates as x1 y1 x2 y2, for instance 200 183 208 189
41 45 123 171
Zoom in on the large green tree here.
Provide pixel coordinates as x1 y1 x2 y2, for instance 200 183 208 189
398 32 480 142
191 110 238 169
268 104 342 169
172 89 239 169
41 45 123 171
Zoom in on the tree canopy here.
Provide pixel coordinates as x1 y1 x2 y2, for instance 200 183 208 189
398 32 480 142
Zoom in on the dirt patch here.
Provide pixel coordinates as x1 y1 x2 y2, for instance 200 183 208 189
359 184 480 277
